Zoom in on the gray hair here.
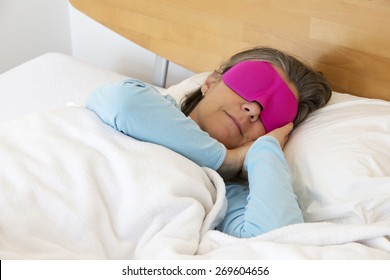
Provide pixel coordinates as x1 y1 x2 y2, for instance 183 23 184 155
181 47 332 127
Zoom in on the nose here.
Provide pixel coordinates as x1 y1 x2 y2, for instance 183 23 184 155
242 102 262 122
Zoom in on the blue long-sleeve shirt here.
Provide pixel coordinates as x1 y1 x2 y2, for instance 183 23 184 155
86 79 303 238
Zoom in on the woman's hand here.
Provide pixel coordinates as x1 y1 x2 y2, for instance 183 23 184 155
267 122 294 149
218 141 254 181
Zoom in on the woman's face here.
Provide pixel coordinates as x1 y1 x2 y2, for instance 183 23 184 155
189 65 298 149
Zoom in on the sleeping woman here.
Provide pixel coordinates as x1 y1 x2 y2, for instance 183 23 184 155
86 47 332 238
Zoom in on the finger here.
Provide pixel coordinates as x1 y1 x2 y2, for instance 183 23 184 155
279 122 294 134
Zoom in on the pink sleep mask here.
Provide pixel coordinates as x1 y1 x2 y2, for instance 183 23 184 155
222 61 298 132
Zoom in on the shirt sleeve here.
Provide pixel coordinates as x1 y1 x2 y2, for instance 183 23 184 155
85 79 226 170
217 136 303 238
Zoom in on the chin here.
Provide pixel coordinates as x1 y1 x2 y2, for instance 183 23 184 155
207 126 239 149
218 139 238 150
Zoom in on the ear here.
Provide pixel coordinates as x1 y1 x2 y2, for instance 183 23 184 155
201 71 220 95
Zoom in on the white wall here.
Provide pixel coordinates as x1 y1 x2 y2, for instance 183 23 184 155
68 4 194 87
0 0 72 74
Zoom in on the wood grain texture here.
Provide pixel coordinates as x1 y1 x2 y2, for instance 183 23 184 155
70 0 390 100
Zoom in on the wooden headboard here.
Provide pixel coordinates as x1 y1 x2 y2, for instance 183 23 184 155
70 0 390 101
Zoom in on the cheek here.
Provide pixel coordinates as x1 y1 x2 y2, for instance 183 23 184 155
244 123 267 143
252 123 267 138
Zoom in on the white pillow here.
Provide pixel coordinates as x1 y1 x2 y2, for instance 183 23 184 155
163 72 210 104
285 92 390 225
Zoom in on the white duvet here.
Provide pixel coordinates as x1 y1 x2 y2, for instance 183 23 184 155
1 105 389 259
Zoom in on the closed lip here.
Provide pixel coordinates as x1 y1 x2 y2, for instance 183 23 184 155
225 111 243 136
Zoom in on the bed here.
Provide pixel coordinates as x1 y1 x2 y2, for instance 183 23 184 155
0 0 389 259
